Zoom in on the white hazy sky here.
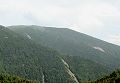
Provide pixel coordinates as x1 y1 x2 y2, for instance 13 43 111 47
0 0 120 45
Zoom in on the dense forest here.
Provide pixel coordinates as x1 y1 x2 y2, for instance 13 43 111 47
89 69 120 83
9 25 120 81
61 55 110 81
0 25 75 83
9 25 120 69
0 25 120 82
0 74 37 83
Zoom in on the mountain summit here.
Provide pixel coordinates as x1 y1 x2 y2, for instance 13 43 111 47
0 25 112 82
0 25 5 29
9 25 120 69
7 25 120 81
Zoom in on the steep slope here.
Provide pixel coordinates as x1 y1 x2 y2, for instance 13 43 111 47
8 25 112 81
61 55 110 81
90 69 120 83
9 25 120 69
0 25 75 83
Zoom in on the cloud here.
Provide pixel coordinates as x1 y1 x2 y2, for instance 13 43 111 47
0 0 119 28
73 3 120 32
103 34 120 46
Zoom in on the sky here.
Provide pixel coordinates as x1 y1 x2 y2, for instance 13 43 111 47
0 0 120 45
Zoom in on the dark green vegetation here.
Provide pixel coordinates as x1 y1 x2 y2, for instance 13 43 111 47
61 55 110 81
0 25 109 82
89 69 120 83
0 25 119 82
9 25 120 69
8 25 120 81
0 25 75 83
0 74 37 83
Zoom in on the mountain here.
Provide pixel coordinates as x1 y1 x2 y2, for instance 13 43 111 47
9 25 120 69
0 25 76 83
90 69 120 83
61 55 110 81
0 25 111 82
7 25 120 81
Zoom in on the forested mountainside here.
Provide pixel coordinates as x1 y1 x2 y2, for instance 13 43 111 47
0 74 37 83
0 25 75 83
9 25 120 69
61 55 110 81
89 69 120 83
0 25 111 82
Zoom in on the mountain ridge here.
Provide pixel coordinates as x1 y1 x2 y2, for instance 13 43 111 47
0 25 111 82
0 26 76 83
8 25 120 46
9 25 120 69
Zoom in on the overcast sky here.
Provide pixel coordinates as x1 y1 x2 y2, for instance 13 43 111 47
0 0 120 45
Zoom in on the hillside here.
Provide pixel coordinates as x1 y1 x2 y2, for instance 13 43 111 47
61 55 110 81
89 69 120 83
9 25 120 69
7 25 117 81
0 25 111 82
0 25 75 83
8 25 120 69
